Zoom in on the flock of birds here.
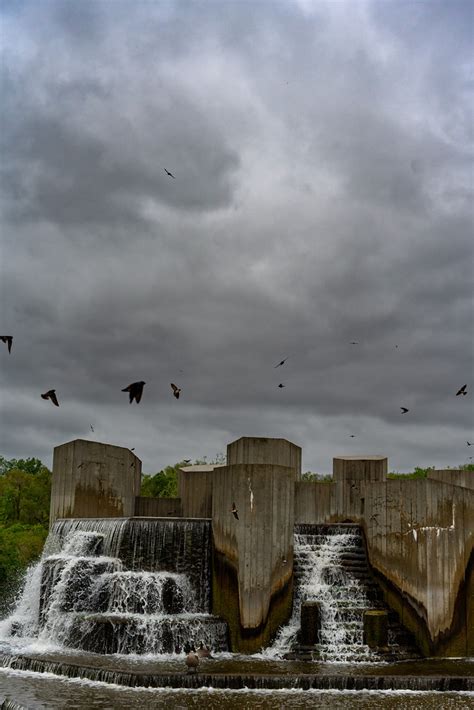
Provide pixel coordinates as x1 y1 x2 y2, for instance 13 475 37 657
0 335 468 416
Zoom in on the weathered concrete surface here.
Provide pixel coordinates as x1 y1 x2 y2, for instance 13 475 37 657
227 437 301 479
177 465 224 518
134 496 182 517
212 462 295 652
363 610 388 648
294 460 474 657
428 469 474 490
50 440 141 525
333 456 387 483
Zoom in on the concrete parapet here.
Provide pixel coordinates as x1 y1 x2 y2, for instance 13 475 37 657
333 456 387 482
227 437 301 479
50 440 141 525
212 462 295 652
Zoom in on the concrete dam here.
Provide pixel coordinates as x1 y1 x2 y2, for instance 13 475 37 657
1 436 473 698
42 437 474 656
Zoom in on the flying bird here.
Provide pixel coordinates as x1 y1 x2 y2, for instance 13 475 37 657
230 502 239 520
122 381 146 404
350 341 359 345
0 336 12 353
349 434 356 438
456 385 467 396
90 425 94 432
400 407 409 414
467 442 472 447
171 383 181 399
274 357 288 368
164 168 176 179
277 383 285 388
41 389 59 407
183 459 192 464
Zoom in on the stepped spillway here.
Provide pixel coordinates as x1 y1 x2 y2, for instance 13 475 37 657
267 523 419 662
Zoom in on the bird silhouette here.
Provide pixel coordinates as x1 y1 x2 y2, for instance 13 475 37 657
41 390 59 407
349 434 356 438
164 168 176 179
183 459 192 464
456 385 467 396
350 341 359 345
0 336 12 353
277 383 285 388
467 442 472 447
122 381 146 404
230 502 239 520
400 407 409 414
90 425 94 432
274 357 288 368
171 383 181 399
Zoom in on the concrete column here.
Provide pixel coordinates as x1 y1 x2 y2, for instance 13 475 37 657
177 465 223 518
364 610 389 648
333 456 387 483
50 439 142 525
212 462 296 652
300 601 321 645
227 437 302 479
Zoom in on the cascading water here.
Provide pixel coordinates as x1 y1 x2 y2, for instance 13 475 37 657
0 518 228 655
267 524 416 662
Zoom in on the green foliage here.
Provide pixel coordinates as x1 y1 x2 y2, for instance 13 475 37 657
388 466 433 479
0 456 51 615
0 465 51 525
141 464 180 498
140 454 226 498
301 471 332 483
0 456 46 476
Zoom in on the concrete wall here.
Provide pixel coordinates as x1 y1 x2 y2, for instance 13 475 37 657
177 465 223 518
50 439 141 525
428 469 474 490
294 461 474 657
134 496 182 517
212 462 295 652
227 437 302 479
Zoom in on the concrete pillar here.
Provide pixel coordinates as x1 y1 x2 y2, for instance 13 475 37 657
177 465 223 518
227 437 302 479
333 456 387 483
363 609 389 648
212 461 296 652
300 601 321 645
50 439 142 525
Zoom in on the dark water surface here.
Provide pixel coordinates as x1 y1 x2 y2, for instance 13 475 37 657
1 653 473 709
1 669 474 710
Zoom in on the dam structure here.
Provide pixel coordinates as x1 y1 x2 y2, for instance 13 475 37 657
0 436 473 698
44 437 474 657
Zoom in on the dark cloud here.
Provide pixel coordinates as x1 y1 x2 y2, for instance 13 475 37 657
0 0 472 474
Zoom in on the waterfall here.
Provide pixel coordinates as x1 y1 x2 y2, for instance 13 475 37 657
0 518 228 655
266 524 381 661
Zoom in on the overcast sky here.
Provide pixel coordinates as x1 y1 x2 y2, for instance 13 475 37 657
1 0 472 474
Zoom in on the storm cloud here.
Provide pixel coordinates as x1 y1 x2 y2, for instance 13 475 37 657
1 0 472 473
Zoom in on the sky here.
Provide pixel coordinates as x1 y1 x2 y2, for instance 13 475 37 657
0 0 472 474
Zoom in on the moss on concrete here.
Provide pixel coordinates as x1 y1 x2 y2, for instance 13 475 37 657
212 550 293 654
